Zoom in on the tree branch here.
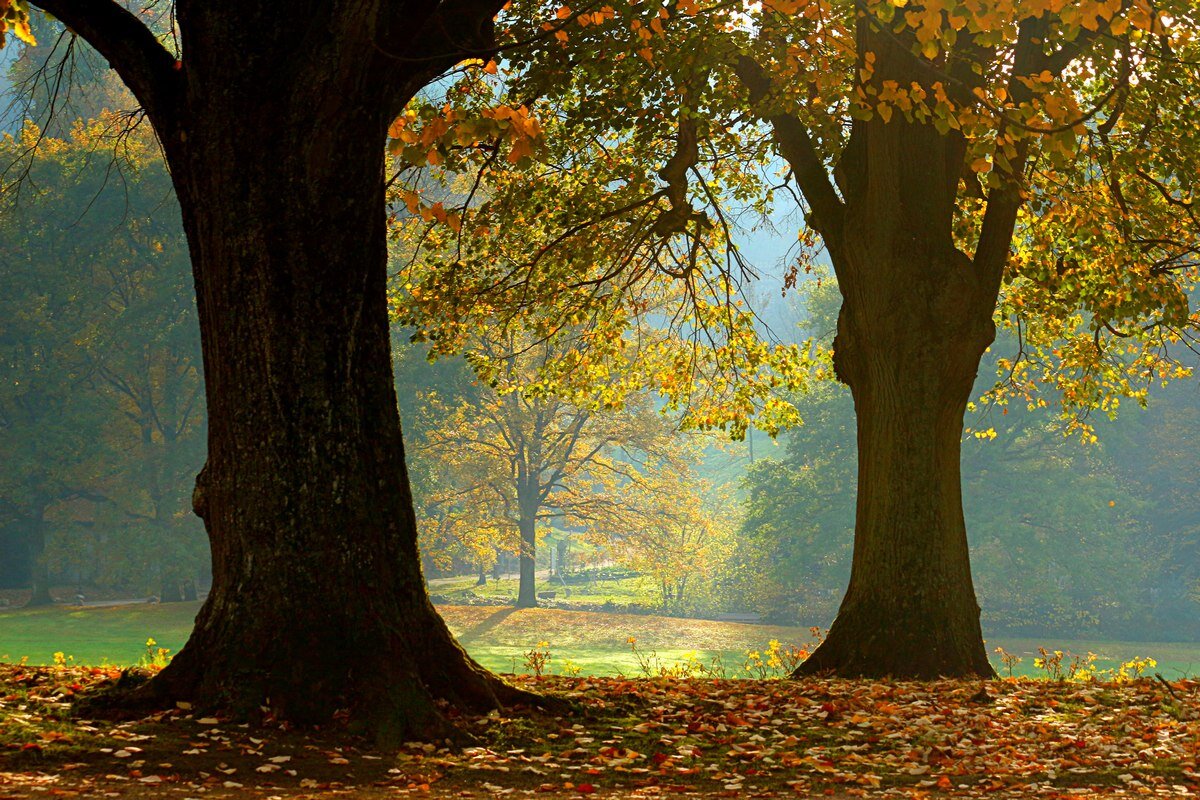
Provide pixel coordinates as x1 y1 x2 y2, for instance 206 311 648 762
29 0 181 124
974 16 1114 296
378 0 508 115
734 55 845 244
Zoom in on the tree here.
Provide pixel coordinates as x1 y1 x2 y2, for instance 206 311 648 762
741 365 1154 637
610 471 736 613
3 0 539 739
394 0 1200 677
751 1 1198 678
0 121 145 605
415 329 685 607
0 118 209 604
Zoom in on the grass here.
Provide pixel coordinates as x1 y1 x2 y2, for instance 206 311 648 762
0 602 197 665
0 601 1196 678
438 605 816 675
431 571 655 607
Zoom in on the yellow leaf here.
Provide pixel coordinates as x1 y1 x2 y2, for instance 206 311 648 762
13 18 36 46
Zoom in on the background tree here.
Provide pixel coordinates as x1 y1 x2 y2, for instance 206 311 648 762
0 117 207 603
414 328 686 607
610 471 736 613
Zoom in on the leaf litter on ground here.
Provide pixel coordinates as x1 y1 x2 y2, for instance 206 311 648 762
0 663 1197 798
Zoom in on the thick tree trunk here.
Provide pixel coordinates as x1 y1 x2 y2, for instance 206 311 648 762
776 20 1008 678
516 513 538 608
796 243 996 679
120 8 533 742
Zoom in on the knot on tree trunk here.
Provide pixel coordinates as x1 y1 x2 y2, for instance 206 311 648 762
192 463 210 521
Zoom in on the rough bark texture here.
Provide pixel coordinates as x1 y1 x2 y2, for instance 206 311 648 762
794 241 996 678
34 0 532 741
737 20 1028 679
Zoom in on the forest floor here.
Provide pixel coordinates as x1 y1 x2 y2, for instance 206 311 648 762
0 663 1197 799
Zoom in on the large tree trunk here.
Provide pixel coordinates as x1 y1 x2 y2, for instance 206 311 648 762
107 3 534 742
795 268 995 677
791 25 1002 678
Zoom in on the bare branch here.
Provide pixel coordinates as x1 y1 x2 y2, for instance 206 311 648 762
29 0 182 125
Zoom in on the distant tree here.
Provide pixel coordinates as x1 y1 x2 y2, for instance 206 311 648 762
610 472 736 613
415 329 686 607
1099 381 1200 639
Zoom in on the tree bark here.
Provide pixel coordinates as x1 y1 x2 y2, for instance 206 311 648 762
152 95 524 742
26 514 53 607
516 512 538 608
793 214 998 679
34 0 538 742
795 279 995 677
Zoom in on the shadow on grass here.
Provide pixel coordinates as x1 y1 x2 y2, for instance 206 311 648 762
456 608 518 645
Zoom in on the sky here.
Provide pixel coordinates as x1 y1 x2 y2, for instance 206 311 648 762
0 42 14 97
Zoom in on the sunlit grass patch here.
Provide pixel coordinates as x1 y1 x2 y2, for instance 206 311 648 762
0 603 199 666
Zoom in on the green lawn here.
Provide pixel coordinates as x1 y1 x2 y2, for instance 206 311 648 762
1 601 1196 679
0 603 200 665
430 571 655 608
